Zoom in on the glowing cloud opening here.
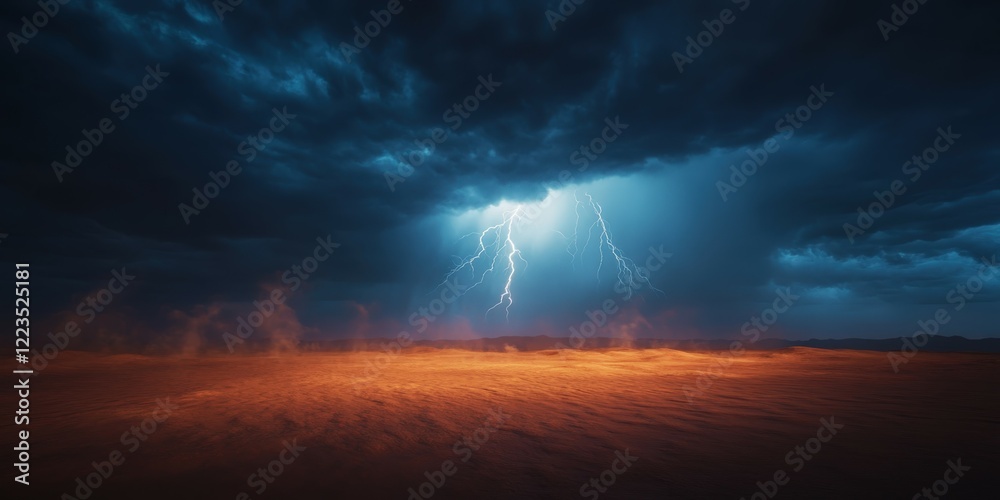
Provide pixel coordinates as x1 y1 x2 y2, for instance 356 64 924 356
440 191 663 320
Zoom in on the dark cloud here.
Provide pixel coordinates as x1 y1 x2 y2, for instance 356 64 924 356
1 0 997 347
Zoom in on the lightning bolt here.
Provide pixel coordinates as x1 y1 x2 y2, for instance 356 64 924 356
437 205 526 321
551 193 588 267
440 194 661 319
570 193 664 300
485 211 525 320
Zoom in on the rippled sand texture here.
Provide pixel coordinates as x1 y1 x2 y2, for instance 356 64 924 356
17 348 1000 499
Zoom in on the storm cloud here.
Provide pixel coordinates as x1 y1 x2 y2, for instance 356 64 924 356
1 0 997 348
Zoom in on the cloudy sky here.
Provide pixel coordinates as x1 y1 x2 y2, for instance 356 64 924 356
1 0 997 349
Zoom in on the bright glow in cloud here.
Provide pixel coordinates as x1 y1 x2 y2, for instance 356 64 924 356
440 186 664 320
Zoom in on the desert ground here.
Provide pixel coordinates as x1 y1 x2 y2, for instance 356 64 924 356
10 346 1000 499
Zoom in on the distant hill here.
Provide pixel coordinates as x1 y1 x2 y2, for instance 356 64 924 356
301 335 1000 353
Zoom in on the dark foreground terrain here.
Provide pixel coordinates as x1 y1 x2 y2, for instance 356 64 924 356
9 347 1000 499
